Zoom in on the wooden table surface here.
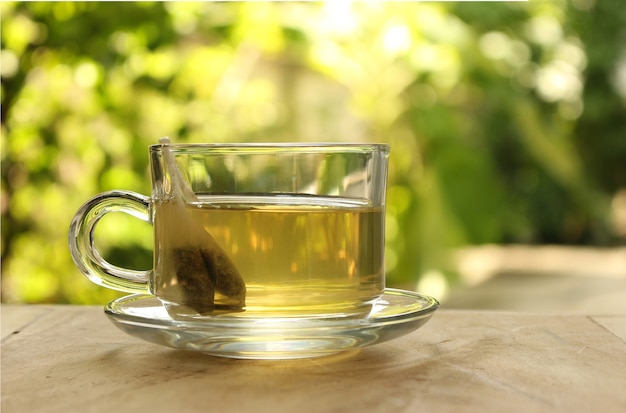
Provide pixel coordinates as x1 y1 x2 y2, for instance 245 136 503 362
2 305 625 413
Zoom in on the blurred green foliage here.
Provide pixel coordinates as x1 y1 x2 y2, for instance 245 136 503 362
1 1 625 304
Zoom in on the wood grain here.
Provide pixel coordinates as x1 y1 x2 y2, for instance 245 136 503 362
2 305 625 413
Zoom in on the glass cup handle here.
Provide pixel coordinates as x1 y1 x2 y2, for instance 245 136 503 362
69 190 152 294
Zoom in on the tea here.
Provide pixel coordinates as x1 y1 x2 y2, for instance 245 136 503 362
154 195 384 317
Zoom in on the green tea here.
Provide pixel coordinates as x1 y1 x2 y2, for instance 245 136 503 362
154 195 384 317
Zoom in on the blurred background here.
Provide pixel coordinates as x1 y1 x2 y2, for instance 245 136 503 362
1 1 625 310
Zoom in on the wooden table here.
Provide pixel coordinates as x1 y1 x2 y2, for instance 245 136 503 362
2 305 625 413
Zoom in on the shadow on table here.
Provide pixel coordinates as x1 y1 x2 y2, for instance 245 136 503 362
49 337 448 411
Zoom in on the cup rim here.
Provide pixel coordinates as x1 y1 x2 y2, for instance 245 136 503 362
150 141 390 154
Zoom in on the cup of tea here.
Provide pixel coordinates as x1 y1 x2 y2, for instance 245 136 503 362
69 140 390 319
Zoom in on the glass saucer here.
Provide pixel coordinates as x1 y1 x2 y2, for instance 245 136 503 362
105 288 439 359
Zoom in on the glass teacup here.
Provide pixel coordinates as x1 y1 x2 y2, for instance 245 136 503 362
69 141 390 319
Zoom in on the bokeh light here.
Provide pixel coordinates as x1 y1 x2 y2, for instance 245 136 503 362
1 1 624 304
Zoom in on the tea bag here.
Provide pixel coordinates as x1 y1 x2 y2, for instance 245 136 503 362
159 137 245 313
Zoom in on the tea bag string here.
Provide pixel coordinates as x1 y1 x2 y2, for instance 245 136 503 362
160 137 197 203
